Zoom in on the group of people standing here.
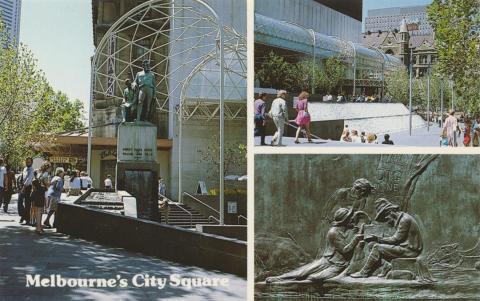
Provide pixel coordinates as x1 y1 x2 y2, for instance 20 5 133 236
340 126 395 145
254 90 313 146
6 158 66 234
0 157 95 234
442 109 480 147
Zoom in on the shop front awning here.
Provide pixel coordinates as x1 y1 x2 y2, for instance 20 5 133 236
53 131 172 150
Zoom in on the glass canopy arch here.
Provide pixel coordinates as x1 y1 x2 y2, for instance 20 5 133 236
255 13 404 92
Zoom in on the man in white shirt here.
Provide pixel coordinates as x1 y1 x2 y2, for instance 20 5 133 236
443 109 458 147
80 171 93 189
351 130 362 143
269 90 289 146
104 175 113 189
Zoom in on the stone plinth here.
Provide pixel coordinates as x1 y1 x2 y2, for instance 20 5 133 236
117 122 157 162
116 122 159 221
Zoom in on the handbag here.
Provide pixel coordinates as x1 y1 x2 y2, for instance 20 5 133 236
254 114 265 122
303 101 310 118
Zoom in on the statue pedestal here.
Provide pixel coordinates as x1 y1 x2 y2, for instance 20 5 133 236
116 122 159 221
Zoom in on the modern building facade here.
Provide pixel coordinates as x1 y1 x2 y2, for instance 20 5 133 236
255 0 404 96
365 5 433 36
0 0 21 47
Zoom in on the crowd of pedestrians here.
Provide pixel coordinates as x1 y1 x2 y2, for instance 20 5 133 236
322 93 390 103
0 157 94 234
441 109 480 147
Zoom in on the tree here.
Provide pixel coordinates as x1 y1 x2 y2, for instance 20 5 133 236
255 52 346 94
318 57 346 94
197 134 247 183
427 0 480 113
385 65 454 112
0 21 85 167
385 68 409 105
255 51 292 90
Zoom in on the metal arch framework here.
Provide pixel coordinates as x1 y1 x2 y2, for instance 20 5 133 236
91 0 223 115
88 0 243 225
178 26 247 121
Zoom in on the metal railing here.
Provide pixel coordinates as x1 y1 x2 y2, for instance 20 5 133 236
159 193 192 228
237 215 247 225
208 215 220 224
183 191 220 215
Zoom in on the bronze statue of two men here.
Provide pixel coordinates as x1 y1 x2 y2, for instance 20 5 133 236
121 60 156 123
266 179 423 284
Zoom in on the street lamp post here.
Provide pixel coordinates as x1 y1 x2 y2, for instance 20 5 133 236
440 79 444 128
409 47 413 136
427 62 431 132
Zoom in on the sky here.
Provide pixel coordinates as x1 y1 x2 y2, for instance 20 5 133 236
19 0 93 112
17 0 433 113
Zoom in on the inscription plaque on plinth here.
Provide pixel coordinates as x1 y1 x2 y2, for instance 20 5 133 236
116 122 159 221
117 122 157 162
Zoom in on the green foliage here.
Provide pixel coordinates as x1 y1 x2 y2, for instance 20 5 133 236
197 135 247 182
255 52 346 93
319 57 347 94
385 68 410 105
427 0 480 114
385 66 454 112
0 21 85 167
255 52 292 90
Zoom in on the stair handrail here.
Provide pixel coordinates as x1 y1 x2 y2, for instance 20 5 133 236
208 215 220 224
237 215 247 224
159 193 192 228
183 192 219 215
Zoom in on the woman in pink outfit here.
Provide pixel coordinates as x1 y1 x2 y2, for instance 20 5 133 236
294 91 312 143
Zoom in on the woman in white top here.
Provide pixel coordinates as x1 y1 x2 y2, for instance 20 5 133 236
68 170 82 196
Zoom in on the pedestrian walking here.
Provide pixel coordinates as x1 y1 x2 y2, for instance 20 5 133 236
443 109 458 147
472 117 480 147
104 174 113 189
294 91 312 144
0 158 7 212
254 93 268 145
269 90 288 146
159 197 170 224
2 166 16 213
158 177 166 197
464 120 472 147
44 167 65 229
31 179 47 234
18 157 34 225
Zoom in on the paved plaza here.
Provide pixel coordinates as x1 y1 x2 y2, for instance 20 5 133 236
0 196 247 301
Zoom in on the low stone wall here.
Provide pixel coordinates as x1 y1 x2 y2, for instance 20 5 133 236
196 225 247 241
56 203 246 277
